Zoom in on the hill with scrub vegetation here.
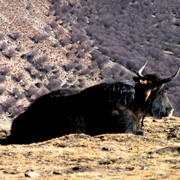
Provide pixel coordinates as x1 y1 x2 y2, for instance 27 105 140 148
0 1 179 179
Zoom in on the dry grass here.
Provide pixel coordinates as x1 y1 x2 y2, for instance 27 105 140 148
0 116 179 179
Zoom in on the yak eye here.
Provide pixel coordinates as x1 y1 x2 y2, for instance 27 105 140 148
140 79 148 84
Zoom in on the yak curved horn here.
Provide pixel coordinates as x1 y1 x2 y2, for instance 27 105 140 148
137 61 147 77
160 67 180 84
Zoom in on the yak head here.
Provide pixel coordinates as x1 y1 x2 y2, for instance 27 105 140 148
133 61 179 118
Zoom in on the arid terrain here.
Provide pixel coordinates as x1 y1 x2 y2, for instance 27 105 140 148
0 0 179 179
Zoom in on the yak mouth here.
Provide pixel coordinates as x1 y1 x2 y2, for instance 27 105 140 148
145 89 151 101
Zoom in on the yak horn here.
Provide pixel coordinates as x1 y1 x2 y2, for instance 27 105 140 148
160 67 180 84
137 61 147 77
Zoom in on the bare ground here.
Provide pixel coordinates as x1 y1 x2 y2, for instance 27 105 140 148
0 116 179 180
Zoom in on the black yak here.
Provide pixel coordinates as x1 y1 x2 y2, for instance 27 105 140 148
1 62 179 144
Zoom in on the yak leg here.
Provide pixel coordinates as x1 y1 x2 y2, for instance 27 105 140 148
111 109 144 136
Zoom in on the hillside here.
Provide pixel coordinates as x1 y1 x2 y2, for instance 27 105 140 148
0 0 180 179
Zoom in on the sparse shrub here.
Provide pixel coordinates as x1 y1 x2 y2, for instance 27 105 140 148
36 55 48 65
12 72 24 83
46 70 59 81
67 77 75 84
66 50 75 59
21 51 36 62
0 67 9 82
79 69 90 76
91 49 102 61
0 105 4 114
8 32 21 40
8 105 24 118
78 78 86 88
34 82 43 88
26 66 43 79
25 66 35 75
0 87 5 95
81 42 91 52
11 88 25 99
51 68 60 77
0 75 6 83
2 97 16 112
96 56 108 69
89 61 98 70
70 26 86 43
54 31 61 39
73 69 78 75
0 32 4 40
47 79 61 91
0 42 7 51
61 83 69 88
100 67 113 79
36 64 54 75
38 87 49 97
74 64 83 71
56 27 65 37
77 50 85 58
49 20 58 29
59 34 71 46
63 64 74 72
60 3 70 14
0 67 9 76
15 46 21 51
46 73 56 81
26 85 38 99
3 48 16 59
98 46 110 56
36 72 45 79
44 25 51 33
30 33 48 43
52 42 60 48
25 2 33 10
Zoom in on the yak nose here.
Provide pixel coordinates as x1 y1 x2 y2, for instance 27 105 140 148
168 108 174 116
162 107 174 118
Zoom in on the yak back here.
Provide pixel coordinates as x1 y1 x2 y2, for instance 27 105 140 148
79 82 135 110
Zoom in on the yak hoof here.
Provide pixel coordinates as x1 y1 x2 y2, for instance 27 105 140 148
136 130 144 136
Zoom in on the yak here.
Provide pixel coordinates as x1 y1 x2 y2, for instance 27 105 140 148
1 62 179 144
